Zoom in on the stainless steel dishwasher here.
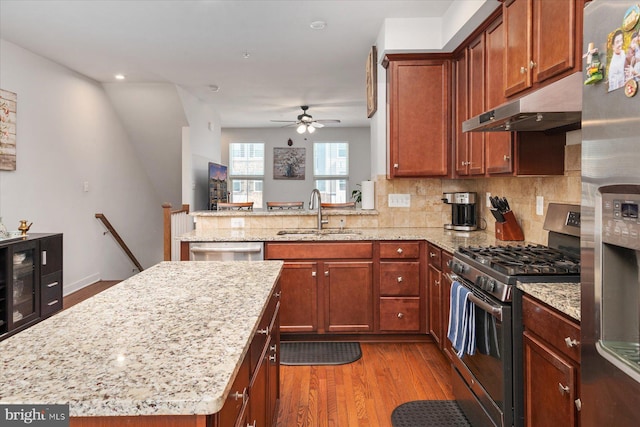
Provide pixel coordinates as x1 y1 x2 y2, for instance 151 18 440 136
188 241 264 261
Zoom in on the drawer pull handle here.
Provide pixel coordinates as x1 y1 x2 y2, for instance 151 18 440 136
247 421 257 427
47 300 59 306
325 271 329 276
231 387 247 401
434 280 440 286
558 383 570 395
42 250 47 266
394 163 399 169
564 337 579 348
397 248 403 254
520 66 527 74
312 271 317 277
274 291 281 298
257 328 269 335
575 398 582 411
397 276 403 283
397 312 404 319
503 155 510 161
47 282 59 288
529 60 537 69
270 344 277 352
269 354 277 362
430 252 436 258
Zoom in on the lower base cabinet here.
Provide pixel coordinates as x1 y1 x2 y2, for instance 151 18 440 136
522 294 580 427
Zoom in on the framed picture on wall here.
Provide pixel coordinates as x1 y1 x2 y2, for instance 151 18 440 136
273 147 305 180
0 89 17 171
366 45 377 118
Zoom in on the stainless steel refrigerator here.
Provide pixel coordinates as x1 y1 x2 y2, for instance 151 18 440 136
581 1 640 425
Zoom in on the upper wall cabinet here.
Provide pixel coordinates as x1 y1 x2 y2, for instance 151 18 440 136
504 0 582 97
384 54 451 178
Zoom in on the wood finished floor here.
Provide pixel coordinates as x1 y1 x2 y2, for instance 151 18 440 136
64 282 455 427
277 342 454 427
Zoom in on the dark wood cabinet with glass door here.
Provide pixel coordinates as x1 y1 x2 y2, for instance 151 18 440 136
0 233 63 341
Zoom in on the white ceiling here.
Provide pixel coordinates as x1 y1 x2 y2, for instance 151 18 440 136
0 0 462 128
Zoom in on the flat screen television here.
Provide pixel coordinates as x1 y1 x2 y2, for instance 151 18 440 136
208 162 228 210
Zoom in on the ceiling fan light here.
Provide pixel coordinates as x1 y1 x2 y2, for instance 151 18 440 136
296 124 307 134
307 125 316 134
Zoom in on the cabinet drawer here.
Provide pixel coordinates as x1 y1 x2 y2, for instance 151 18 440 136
379 241 420 259
379 298 421 331
379 262 420 296
250 285 280 376
218 354 250 427
427 243 442 269
265 242 372 260
41 271 62 317
522 295 580 363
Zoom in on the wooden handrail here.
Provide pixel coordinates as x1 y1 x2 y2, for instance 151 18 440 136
162 203 190 261
95 213 144 272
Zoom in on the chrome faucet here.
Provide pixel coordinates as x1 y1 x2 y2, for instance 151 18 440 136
309 189 328 230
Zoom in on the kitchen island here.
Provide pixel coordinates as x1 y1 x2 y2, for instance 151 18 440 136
0 261 283 426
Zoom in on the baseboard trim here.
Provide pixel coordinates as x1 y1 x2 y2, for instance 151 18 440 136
63 272 101 296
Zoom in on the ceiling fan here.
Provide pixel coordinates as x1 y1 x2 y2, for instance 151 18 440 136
271 106 341 134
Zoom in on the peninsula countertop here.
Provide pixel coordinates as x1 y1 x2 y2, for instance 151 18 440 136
0 261 284 417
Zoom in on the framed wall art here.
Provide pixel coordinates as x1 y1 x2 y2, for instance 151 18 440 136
366 45 377 118
273 147 305 180
0 89 17 171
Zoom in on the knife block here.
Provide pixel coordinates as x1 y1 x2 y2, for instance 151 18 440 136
495 211 524 241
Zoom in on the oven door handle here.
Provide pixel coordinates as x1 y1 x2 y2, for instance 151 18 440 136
446 273 503 321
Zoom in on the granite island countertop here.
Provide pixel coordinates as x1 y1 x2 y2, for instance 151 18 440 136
0 261 283 417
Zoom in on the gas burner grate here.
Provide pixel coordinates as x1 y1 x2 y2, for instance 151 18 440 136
457 245 580 276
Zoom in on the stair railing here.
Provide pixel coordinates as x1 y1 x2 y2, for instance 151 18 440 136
162 203 193 261
95 213 144 272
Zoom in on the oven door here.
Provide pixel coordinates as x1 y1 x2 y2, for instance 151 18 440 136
448 275 513 427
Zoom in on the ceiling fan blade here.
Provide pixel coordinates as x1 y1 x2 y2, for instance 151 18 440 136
270 120 296 123
315 119 341 124
310 122 324 128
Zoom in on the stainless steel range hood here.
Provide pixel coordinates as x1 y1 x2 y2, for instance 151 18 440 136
462 72 582 132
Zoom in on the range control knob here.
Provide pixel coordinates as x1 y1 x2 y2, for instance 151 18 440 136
476 276 487 289
487 279 496 292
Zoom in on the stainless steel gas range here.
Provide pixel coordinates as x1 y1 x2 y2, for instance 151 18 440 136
447 203 581 427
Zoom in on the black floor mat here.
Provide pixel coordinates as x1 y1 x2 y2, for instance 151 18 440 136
280 341 362 365
391 400 471 427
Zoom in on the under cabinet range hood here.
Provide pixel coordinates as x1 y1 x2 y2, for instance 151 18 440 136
462 72 582 132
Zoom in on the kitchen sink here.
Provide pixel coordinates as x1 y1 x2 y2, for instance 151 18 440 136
277 229 362 237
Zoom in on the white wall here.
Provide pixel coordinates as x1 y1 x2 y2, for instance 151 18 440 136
221 127 371 209
0 39 164 292
176 87 222 211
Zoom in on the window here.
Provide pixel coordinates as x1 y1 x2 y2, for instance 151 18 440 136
314 142 348 203
229 142 264 205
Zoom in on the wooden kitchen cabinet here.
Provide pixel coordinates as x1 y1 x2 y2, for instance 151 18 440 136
441 251 454 359
427 243 453 350
384 54 451 178
466 35 486 176
522 294 581 427
504 0 582 98
378 241 424 333
1 233 63 341
265 242 373 335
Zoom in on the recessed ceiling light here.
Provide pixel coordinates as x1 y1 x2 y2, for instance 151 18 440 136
114 74 126 80
209 85 220 92
242 51 250 59
310 20 327 30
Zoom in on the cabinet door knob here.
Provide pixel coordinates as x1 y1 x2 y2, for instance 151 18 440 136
575 398 582 411
529 60 537 69
231 387 247 401
247 421 257 427
397 276 403 283
394 163 399 169
503 155 510 161
274 291 281 298
269 354 277 362
558 383 570 395
397 312 404 319
396 248 403 254
430 252 436 258
520 66 527 74
270 344 277 352
564 337 580 348
325 271 329 276
257 328 269 335
312 271 317 277
434 280 440 286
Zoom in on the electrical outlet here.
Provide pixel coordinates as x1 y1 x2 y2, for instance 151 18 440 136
388 194 410 207
231 218 245 228
536 196 544 216
83 181 89 192
486 192 492 208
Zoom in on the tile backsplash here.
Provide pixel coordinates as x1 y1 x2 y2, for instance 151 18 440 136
374 143 581 246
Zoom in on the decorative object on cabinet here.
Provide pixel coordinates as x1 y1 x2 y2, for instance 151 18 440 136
366 45 377 118
273 147 305 180
18 219 32 236
0 89 17 171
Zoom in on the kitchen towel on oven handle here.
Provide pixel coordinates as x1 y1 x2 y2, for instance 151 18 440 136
447 281 476 357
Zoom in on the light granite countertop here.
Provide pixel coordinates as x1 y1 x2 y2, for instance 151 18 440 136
180 227 502 254
0 261 284 417
517 282 581 322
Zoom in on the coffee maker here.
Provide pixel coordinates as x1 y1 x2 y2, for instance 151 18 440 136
442 192 478 231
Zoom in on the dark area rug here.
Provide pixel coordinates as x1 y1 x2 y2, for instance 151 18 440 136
391 400 471 427
280 341 362 365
